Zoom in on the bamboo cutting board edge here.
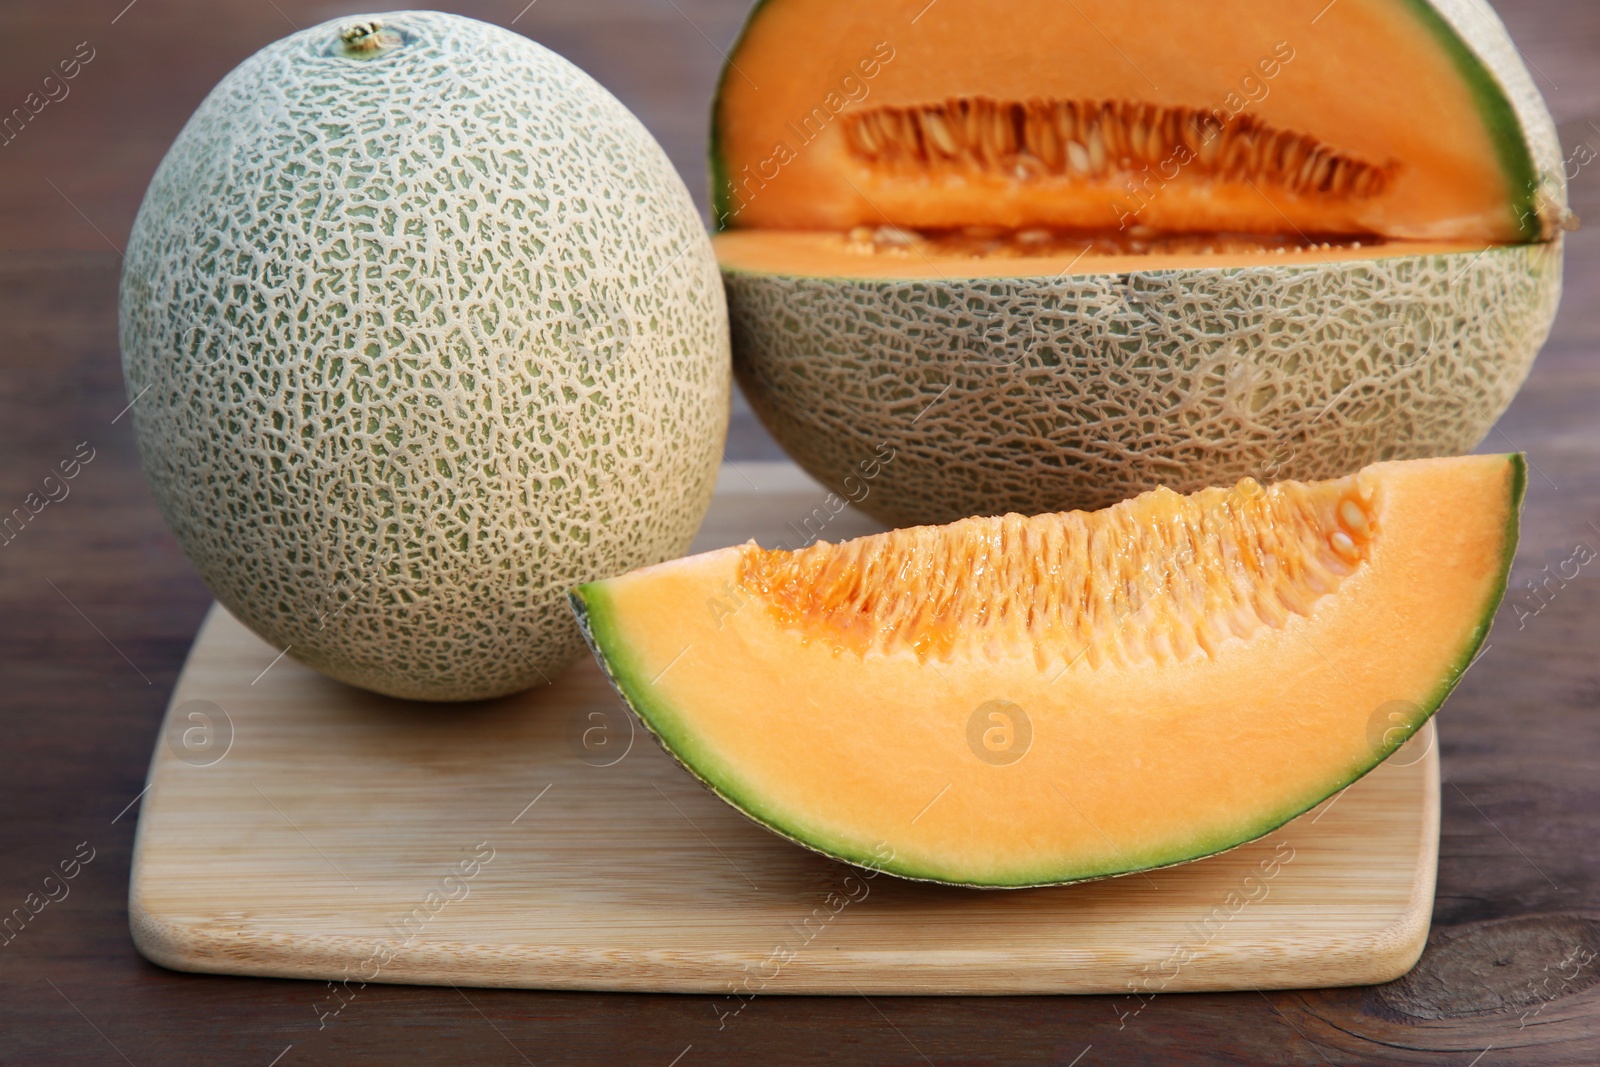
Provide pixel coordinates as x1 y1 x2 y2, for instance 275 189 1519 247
127 711 1438 994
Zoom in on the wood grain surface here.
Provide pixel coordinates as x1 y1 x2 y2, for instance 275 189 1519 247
128 477 1440 997
1 0 1597 1063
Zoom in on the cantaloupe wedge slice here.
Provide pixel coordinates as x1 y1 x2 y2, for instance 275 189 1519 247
571 454 1522 886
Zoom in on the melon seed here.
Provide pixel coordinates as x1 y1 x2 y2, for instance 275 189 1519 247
923 110 958 155
1329 530 1361 561
1066 139 1091 174
1338 498 1370 537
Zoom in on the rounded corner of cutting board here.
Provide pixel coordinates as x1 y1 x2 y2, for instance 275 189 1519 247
1361 903 1435 987
1371 727 1442 985
1343 738 1441 987
128 889 208 976
1240 737 1440 993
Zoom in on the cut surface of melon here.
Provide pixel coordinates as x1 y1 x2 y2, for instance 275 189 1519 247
713 227 1492 280
572 455 1522 886
712 0 1561 252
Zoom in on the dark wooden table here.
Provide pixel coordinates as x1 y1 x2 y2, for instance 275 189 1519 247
2 1 1597 1062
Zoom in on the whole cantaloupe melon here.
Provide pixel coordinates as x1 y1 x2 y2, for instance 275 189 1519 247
711 0 1566 526
120 12 730 700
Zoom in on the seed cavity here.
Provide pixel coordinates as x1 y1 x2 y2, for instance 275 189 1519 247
842 97 1393 200
740 476 1377 669
841 224 1382 259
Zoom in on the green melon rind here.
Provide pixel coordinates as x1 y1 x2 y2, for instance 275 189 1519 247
568 454 1523 887
724 242 1558 527
709 0 1564 236
1423 0 1566 238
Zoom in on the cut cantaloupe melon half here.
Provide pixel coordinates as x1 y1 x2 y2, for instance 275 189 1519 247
710 0 1565 530
571 454 1523 887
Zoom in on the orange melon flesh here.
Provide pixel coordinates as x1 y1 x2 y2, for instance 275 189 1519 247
712 0 1543 245
571 455 1523 886
712 228 1491 280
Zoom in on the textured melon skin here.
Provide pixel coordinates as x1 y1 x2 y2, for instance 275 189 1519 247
730 242 1559 526
120 12 730 700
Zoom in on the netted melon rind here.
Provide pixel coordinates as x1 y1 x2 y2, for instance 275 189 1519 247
728 241 1559 527
120 11 730 700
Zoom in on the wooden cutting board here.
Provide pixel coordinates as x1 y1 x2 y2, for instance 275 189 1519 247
129 463 1439 995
